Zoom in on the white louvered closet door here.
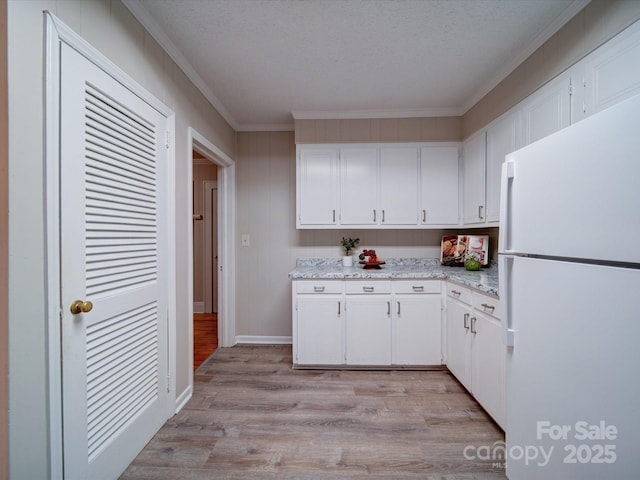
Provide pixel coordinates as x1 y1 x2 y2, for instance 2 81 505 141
59 43 170 480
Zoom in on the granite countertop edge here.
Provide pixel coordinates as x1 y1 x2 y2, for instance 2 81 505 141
289 258 499 297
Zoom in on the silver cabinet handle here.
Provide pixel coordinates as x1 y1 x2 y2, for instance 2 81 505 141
451 290 461 296
362 286 374 292
397 301 400 315
373 210 376 222
313 286 325 292
463 313 469 329
422 209 426 223
481 303 495 312
412 286 424 292
470 316 477 334
387 301 391 315
338 301 341 315
382 209 385 223
478 205 484 220
332 209 335 223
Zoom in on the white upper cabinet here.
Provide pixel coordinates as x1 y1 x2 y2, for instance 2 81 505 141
579 20 640 122
380 147 419 225
340 146 379 225
485 110 521 224
296 143 460 229
297 146 339 227
462 131 486 225
520 72 572 146
419 146 460 225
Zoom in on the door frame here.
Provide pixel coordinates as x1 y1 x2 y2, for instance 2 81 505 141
44 13 177 478
203 180 218 313
188 129 236 363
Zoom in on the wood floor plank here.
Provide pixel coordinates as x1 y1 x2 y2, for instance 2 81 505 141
121 345 506 479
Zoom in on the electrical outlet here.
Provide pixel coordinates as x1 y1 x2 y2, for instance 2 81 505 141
241 234 250 247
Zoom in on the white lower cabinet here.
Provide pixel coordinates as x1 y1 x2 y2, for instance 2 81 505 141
293 279 442 367
446 283 506 429
445 291 472 389
392 281 442 365
295 295 344 365
345 294 392 365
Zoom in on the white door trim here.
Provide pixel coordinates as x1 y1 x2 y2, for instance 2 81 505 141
203 180 218 313
187 130 236 386
44 12 177 478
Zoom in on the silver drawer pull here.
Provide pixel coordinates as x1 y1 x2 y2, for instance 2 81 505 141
362 286 374 292
470 316 477 334
451 290 461 296
397 301 401 315
387 301 391 315
338 301 341 315
481 303 495 312
422 209 426 223
313 286 325 292
412 286 424 292
463 313 469 329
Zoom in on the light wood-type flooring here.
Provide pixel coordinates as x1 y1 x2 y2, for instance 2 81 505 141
194 313 218 371
121 345 506 479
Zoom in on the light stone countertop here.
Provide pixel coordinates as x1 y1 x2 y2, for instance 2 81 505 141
288 258 499 297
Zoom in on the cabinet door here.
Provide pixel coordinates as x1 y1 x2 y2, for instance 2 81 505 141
379 147 419 225
521 73 571 146
581 22 640 120
297 147 339 226
340 147 378 225
345 296 392 365
392 294 442 365
295 295 344 365
462 132 486 225
470 312 505 428
485 110 520 224
420 146 459 225
446 299 472 389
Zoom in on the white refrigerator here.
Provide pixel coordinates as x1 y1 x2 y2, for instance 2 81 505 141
498 93 640 479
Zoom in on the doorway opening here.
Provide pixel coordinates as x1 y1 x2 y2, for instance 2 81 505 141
187 128 236 381
192 152 218 369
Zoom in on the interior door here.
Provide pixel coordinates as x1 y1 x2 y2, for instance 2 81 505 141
59 43 171 479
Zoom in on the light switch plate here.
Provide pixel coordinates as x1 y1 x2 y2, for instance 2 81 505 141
241 234 250 247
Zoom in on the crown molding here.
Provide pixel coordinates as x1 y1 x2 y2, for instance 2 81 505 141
236 122 295 132
122 0 240 131
292 107 463 120
460 0 591 114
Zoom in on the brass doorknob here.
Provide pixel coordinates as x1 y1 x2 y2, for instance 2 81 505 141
70 300 93 315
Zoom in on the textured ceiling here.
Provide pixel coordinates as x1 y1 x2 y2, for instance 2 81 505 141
125 0 588 130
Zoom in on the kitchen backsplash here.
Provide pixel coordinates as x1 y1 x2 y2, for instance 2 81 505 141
294 227 499 264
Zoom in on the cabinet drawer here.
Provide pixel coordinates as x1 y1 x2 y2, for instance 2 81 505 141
295 280 343 294
346 280 391 294
446 283 472 305
393 280 440 294
472 291 502 320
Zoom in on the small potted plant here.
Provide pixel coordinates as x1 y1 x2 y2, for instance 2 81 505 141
340 237 360 267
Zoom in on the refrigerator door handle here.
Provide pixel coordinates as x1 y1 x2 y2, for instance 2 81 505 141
499 161 516 254
499 254 515 347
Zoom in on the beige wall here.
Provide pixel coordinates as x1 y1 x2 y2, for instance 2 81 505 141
192 158 217 306
463 0 640 136
7 1 234 477
0 0 8 477
295 116 462 143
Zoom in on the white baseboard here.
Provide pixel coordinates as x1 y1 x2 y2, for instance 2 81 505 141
193 301 204 313
174 385 193 414
235 335 292 345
